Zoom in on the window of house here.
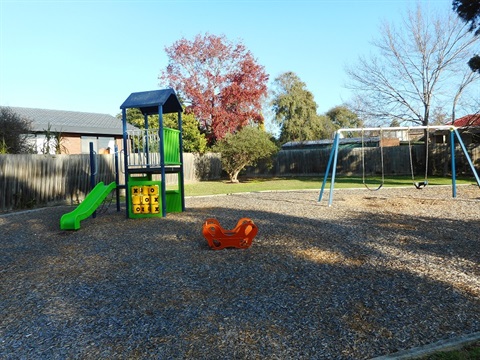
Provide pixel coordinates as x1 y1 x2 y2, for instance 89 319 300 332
25 134 57 154
81 136 115 154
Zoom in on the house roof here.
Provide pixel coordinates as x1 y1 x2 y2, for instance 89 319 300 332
4 106 136 135
453 114 480 127
120 88 183 116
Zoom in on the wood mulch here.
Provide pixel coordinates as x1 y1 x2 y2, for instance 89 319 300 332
1 185 479 359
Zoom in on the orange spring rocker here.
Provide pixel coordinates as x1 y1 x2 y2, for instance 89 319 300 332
202 218 258 250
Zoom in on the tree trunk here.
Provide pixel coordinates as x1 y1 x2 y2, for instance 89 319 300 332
229 170 240 183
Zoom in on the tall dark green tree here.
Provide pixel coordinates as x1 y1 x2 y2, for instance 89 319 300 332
453 0 480 72
271 72 327 144
326 106 362 129
0 107 32 154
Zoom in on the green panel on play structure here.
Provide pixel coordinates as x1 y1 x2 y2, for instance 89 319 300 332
163 127 181 165
166 190 183 213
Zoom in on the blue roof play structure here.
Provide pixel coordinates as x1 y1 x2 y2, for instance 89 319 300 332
120 89 183 115
120 88 185 218
60 88 184 230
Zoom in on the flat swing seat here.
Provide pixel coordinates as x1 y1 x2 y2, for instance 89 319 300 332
202 218 258 250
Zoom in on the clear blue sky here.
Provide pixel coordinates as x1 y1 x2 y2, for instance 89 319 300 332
0 0 453 121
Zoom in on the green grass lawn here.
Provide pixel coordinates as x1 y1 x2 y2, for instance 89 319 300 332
183 176 477 197
419 341 480 359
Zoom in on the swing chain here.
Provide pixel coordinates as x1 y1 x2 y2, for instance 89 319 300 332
408 127 429 189
362 129 384 191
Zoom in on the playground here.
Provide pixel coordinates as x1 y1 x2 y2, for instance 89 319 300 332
1 185 479 359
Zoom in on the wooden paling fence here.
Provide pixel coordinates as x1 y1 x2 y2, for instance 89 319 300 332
1 145 478 212
0 152 222 212
0 154 112 212
247 144 480 177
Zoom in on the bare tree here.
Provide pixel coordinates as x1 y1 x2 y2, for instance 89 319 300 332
450 68 478 123
346 4 479 126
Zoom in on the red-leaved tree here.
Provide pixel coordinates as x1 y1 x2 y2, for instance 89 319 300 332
159 33 269 143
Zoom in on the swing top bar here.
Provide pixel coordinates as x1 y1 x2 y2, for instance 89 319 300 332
336 125 456 134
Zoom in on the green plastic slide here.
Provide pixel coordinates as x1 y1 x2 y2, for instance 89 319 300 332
60 182 116 230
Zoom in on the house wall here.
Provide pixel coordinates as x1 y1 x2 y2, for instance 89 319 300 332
60 134 124 154
29 133 120 154
431 129 480 146
380 138 400 147
62 135 81 154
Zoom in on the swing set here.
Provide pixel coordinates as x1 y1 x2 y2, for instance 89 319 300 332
319 125 480 206
360 128 429 191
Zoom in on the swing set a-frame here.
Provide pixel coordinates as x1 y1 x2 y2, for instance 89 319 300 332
319 125 480 206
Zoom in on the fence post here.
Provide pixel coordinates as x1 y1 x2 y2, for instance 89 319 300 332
114 144 120 212
89 142 97 218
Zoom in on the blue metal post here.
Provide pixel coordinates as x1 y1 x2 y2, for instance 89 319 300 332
114 144 120 212
319 132 339 202
178 111 185 211
454 129 480 187
159 105 167 217
122 108 129 218
89 141 97 218
450 130 456 198
89 141 96 190
144 113 150 168
328 133 341 206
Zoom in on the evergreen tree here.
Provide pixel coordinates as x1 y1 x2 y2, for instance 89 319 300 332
271 72 326 144
326 106 363 129
452 0 480 72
